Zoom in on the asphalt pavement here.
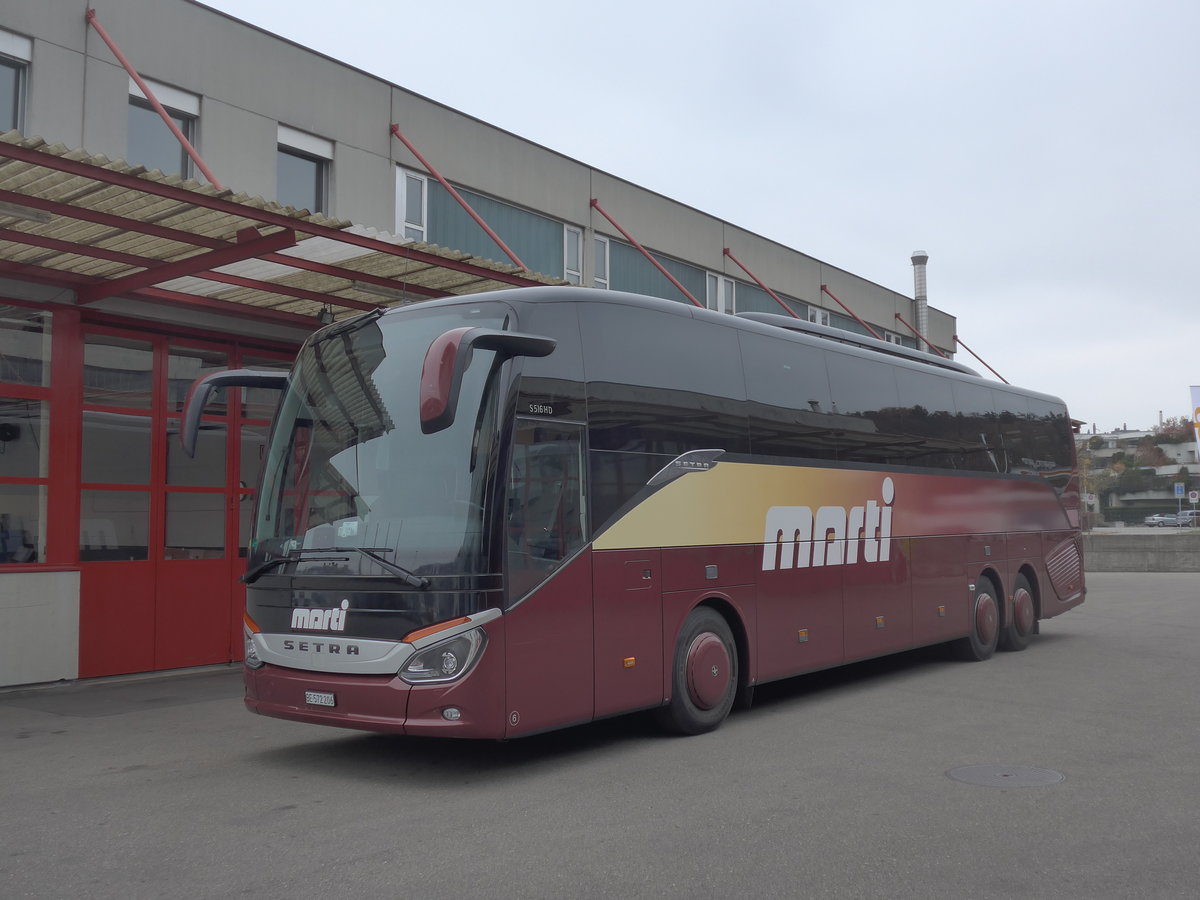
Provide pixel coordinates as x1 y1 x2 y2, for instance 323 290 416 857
1 571 1197 900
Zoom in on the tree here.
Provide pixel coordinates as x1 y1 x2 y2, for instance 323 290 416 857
1153 415 1193 444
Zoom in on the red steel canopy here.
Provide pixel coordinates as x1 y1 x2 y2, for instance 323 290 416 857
0 132 561 329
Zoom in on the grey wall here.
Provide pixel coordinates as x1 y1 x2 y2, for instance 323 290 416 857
3 0 955 353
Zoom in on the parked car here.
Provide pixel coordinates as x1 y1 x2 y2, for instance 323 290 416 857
1144 513 1179 526
1176 509 1200 527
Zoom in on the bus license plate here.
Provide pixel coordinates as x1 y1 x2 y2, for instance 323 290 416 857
304 690 336 708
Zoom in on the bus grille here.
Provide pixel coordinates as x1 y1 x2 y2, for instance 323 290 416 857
1046 538 1083 599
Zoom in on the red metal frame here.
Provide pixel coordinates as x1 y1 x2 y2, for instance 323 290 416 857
589 198 703 308
0 188 428 312
953 334 1010 384
0 141 543 281
75 228 297 304
893 311 950 359
86 8 223 190
390 123 528 272
721 248 802 319
818 284 884 341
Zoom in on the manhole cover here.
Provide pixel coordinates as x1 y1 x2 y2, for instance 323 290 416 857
946 765 1065 788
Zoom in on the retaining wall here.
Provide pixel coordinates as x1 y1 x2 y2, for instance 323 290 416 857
1082 532 1200 573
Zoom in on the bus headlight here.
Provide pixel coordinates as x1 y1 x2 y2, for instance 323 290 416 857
399 628 487 684
244 632 265 669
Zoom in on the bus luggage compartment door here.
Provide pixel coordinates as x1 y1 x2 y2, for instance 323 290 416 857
593 550 663 718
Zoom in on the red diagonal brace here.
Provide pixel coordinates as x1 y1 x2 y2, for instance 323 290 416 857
86 8 223 190
722 247 801 318
819 284 883 340
590 198 702 307
953 334 1009 384
894 312 949 359
390 123 527 271
76 227 296 304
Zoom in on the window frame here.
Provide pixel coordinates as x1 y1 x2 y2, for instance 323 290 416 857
592 235 610 289
0 28 31 134
277 124 332 214
706 273 736 315
126 77 200 180
563 225 583 284
395 166 428 241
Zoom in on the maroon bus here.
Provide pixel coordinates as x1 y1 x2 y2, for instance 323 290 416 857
184 287 1084 738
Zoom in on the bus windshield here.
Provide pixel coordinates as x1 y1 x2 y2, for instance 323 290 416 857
251 303 510 580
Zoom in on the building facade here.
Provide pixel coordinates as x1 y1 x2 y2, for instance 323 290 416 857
0 0 956 687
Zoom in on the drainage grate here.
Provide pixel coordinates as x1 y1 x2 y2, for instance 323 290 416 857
946 764 1065 788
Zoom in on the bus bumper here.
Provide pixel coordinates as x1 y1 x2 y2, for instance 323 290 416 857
243 638 508 739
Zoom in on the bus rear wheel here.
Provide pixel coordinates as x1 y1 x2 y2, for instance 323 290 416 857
999 574 1036 652
951 578 999 662
657 607 738 735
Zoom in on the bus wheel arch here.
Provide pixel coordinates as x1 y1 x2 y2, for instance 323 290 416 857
951 572 1001 662
999 569 1039 652
657 602 741 735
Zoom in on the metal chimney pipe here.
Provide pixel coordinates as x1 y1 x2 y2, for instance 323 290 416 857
911 250 930 350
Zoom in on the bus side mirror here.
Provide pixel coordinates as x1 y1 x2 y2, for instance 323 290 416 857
181 369 290 457
420 327 556 434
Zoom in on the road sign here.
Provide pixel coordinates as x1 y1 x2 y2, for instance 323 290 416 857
1191 490 1199 503
1174 483 1185 498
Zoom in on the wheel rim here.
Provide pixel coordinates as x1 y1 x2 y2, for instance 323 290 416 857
685 632 731 710
975 592 998 646
1013 587 1035 636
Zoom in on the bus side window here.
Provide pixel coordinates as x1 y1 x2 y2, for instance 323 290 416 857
507 421 586 595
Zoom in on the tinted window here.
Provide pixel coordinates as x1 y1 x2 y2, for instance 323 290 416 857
742 330 837 460
515 301 585 420
892 367 962 468
581 303 748 456
951 380 1002 472
588 450 664 535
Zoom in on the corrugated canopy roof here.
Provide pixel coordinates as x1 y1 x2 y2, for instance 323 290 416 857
0 131 562 327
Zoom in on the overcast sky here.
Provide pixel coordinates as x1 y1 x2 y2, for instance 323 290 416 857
204 0 1198 434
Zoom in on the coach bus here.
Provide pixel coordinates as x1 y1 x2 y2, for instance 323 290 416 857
184 286 1084 738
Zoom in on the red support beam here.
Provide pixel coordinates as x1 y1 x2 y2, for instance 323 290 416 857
76 228 297 304
894 312 950 359
0 141 544 287
953 333 1009 384
590 198 702 308
0 259 320 327
85 8 223 190
818 284 883 340
0 188 444 305
722 247 801 319
134 286 333 327
390 123 528 271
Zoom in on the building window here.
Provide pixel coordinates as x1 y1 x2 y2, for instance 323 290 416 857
396 167 427 241
127 78 199 179
0 29 31 134
593 236 609 289
0 305 51 565
884 331 905 346
809 308 831 327
428 184 562 275
706 273 736 315
564 226 582 284
277 125 331 214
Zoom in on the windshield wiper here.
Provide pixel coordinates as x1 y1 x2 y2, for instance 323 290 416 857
241 545 429 589
345 546 430 590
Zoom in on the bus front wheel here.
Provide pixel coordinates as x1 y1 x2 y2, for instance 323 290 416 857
658 607 738 735
951 578 999 662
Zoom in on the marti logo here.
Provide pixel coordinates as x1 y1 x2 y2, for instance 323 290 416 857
291 599 350 632
762 477 895 571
